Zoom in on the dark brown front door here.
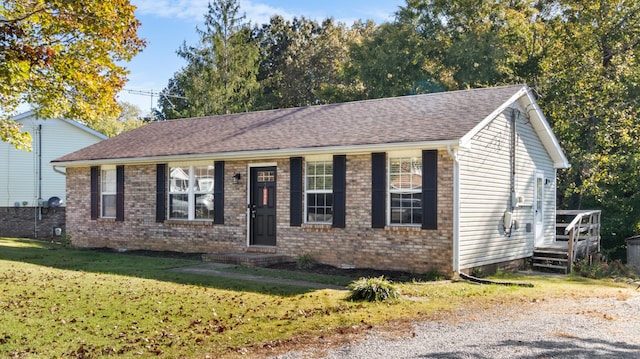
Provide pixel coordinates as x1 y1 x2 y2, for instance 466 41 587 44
249 166 277 246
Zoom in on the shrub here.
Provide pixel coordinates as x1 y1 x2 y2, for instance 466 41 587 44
56 232 73 249
347 276 400 302
573 253 637 279
470 267 487 278
296 253 317 269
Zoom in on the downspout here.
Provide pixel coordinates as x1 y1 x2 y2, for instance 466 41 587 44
35 124 43 238
510 109 517 212
53 166 66 176
447 145 460 273
38 124 42 210
503 109 517 238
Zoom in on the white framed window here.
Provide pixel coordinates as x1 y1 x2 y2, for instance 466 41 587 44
388 156 422 225
306 160 333 223
168 163 214 220
100 166 117 218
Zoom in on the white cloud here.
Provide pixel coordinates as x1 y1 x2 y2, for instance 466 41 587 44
133 0 296 26
133 0 209 21
131 0 390 27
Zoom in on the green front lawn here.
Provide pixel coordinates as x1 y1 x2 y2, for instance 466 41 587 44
0 238 632 358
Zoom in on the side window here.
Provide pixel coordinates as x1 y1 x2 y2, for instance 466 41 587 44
389 157 422 225
100 166 116 218
306 161 333 223
168 164 214 220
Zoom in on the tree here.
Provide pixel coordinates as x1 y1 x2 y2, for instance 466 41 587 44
1 0 145 149
395 0 640 257
536 0 640 256
253 16 354 108
90 102 146 137
158 0 259 118
396 0 545 89
346 21 440 99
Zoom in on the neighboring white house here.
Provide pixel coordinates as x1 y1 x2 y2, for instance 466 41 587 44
0 111 107 238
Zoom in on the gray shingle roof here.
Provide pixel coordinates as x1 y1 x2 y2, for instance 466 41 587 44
53 85 525 164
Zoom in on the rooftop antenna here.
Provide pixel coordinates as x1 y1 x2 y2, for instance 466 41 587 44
124 86 187 121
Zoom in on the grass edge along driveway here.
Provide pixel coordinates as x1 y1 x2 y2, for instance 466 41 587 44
0 237 634 358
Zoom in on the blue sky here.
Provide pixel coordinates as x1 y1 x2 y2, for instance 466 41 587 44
120 0 406 114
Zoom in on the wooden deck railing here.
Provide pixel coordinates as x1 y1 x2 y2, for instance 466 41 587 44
557 210 602 272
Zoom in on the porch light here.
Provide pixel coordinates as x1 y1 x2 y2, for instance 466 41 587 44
233 173 242 184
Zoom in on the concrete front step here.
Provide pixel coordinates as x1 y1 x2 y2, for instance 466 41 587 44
202 252 293 267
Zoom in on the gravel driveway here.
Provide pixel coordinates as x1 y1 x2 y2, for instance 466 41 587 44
271 287 640 359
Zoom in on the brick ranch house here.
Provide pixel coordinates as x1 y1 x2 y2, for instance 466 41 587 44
52 85 569 276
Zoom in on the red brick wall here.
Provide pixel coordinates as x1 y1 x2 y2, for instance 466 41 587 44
66 151 454 274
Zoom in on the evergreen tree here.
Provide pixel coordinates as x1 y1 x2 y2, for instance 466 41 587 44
158 0 259 118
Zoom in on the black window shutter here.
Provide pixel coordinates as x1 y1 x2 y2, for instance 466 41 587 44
90 166 99 220
289 157 303 227
214 161 225 224
422 150 438 230
332 155 346 228
371 152 386 228
116 165 125 222
156 164 166 223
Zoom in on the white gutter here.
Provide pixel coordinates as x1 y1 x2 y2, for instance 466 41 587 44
447 144 461 273
51 139 460 168
53 165 66 176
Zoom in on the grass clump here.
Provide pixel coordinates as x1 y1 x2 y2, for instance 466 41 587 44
296 253 317 269
347 276 400 302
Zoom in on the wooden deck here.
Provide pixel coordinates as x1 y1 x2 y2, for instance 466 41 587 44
532 210 602 274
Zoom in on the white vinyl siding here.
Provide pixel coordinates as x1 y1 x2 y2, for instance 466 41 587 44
0 116 106 207
457 104 556 270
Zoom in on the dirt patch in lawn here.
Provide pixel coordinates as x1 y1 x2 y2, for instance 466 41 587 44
265 262 444 283
95 248 439 283
92 247 205 260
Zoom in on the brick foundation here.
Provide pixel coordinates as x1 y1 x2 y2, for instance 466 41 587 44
0 206 66 239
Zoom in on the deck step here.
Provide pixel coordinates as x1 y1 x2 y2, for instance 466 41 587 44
531 249 569 274
532 263 569 271
531 256 568 263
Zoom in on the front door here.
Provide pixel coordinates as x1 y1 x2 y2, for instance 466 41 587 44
534 173 545 246
249 166 277 246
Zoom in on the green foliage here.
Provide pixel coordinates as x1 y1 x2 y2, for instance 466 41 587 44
470 268 487 278
296 253 317 269
535 0 640 256
423 268 446 281
253 16 356 109
58 232 73 249
573 254 637 280
158 0 259 119
1 0 145 149
89 102 146 137
347 276 400 302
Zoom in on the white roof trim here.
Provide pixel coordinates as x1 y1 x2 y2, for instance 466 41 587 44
521 88 570 169
458 85 570 169
458 86 528 147
11 110 36 121
12 110 108 140
59 118 108 140
51 139 460 167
